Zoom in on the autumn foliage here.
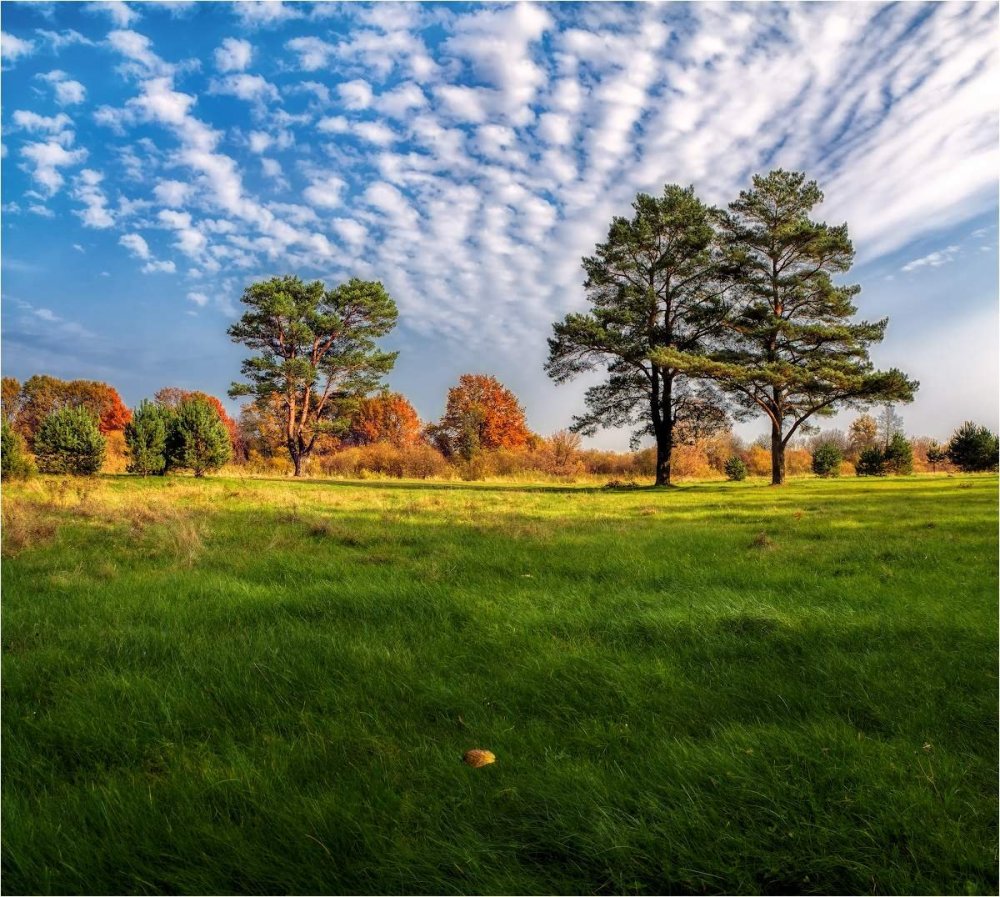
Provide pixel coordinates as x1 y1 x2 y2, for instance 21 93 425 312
346 393 422 447
433 374 531 457
155 387 243 459
4 376 131 443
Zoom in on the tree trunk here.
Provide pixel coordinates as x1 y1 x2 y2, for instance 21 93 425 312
770 420 785 486
651 370 673 487
292 452 303 477
655 433 672 487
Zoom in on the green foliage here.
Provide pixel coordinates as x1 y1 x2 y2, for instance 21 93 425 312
883 432 913 475
925 441 947 471
125 400 172 476
812 442 843 478
1 420 34 480
947 422 999 473
33 406 105 475
855 446 886 477
2 476 997 895
724 456 747 481
229 274 398 475
546 185 728 486
166 396 231 477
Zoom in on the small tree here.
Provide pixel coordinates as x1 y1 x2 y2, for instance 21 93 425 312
812 442 842 478
125 400 171 476
855 447 885 477
947 422 1000 472
167 396 231 477
925 440 947 473
878 405 905 451
34 407 106 475
883 432 913 475
725 456 748 481
848 414 879 459
1 420 33 479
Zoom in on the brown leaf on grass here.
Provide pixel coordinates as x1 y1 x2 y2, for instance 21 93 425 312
462 749 496 768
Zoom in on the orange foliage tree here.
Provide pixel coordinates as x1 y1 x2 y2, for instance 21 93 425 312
432 374 530 458
346 392 422 447
13 375 131 443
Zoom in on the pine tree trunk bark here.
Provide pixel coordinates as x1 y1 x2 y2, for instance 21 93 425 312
770 421 785 486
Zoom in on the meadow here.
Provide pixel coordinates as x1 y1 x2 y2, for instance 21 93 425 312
2 473 997 895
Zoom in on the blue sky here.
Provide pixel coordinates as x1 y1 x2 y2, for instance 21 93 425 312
2 0 997 447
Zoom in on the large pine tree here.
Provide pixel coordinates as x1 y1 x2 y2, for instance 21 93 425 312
546 185 729 486
660 170 917 485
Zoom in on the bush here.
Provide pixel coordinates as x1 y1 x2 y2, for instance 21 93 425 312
34 407 106 475
855 446 885 477
1 420 34 479
724 456 747 481
883 432 913 475
125 400 171 476
811 442 843 478
947 422 999 473
167 396 231 477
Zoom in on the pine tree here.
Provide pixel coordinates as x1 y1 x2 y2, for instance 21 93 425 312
124 400 171 476
167 396 231 477
33 407 106 475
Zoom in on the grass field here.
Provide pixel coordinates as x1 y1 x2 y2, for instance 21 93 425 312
2 473 997 895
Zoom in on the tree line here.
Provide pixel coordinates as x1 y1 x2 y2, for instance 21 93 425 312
1 168 996 484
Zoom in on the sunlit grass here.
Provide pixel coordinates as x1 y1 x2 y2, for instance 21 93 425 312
2 473 997 894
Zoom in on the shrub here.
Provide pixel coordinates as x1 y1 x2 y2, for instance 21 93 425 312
811 442 843 478
725 456 747 481
883 432 913 475
125 400 171 476
167 396 231 477
855 446 886 477
34 407 106 475
947 422 999 472
1 420 34 479
923 440 948 473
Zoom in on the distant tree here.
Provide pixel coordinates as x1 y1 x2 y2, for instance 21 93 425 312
855 447 886 477
1 420 33 479
877 405 905 450
924 440 947 473
346 392 422 447
2 377 22 424
848 414 879 458
883 432 913 475
229 275 398 476
15 376 131 444
166 395 231 477
547 185 730 487
34 406 106 475
725 456 748 481
435 374 530 458
812 442 843 478
674 171 917 485
124 400 171 476
947 422 1000 472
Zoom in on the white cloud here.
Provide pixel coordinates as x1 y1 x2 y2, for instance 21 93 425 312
338 79 373 110
214 37 253 72
153 179 192 207
187 290 209 306
35 29 95 52
2 31 37 67
20 138 88 196
85 1 140 28
285 35 335 71
209 73 279 105
303 176 346 209
901 245 962 272
39 70 87 105
72 168 114 228
235 2 302 29
142 259 176 274
12 110 73 135
119 233 150 258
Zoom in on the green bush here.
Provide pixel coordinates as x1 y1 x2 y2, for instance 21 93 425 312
166 396 231 477
947 422 999 473
1 420 34 479
811 442 842 478
724 456 747 481
125 400 171 476
883 432 913 475
855 446 885 477
33 407 106 475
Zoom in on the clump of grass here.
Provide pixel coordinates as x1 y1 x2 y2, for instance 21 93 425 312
750 530 774 550
1 500 58 557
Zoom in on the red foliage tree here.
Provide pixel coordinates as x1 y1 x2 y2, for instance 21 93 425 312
13 375 131 443
346 393 422 447
437 374 530 455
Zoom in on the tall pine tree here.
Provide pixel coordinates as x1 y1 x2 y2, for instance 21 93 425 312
659 170 916 485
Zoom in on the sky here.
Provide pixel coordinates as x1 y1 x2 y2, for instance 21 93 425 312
1 0 997 449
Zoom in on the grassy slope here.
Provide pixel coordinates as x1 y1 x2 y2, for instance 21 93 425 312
2 474 997 895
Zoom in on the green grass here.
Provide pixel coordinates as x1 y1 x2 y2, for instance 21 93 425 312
2 473 997 895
